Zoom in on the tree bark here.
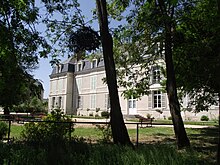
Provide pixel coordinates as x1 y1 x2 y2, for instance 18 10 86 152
217 92 220 164
96 0 132 145
164 22 190 148
216 0 220 163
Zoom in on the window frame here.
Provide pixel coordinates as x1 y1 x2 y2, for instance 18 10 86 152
128 96 137 109
153 91 162 108
152 66 161 84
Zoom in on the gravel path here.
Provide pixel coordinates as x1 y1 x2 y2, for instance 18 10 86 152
72 118 215 129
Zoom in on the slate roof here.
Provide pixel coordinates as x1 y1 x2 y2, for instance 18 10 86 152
50 56 105 78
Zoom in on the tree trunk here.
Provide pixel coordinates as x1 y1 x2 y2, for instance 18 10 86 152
217 93 220 164
4 106 10 119
165 22 190 149
96 0 132 145
217 1 220 163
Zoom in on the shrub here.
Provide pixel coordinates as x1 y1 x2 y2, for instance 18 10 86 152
101 111 110 119
21 109 73 145
155 109 163 114
96 108 100 113
200 115 209 121
168 116 172 120
0 122 8 140
146 113 152 119
96 124 112 143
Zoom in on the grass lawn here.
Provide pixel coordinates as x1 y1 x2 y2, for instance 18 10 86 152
2 123 219 164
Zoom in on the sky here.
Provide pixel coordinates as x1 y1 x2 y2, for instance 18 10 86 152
33 0 126 99
33 1 97 99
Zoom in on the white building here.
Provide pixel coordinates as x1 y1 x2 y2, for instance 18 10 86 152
48 56 219 120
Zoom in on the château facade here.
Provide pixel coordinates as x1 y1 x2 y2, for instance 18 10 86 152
48 56 219 120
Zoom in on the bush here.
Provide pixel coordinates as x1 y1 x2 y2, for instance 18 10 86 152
200 115 209 121
146 113 152 119
21 109 73 145
0 122 8 140
101 111 110 119
96 124 112 143
168 116 172 120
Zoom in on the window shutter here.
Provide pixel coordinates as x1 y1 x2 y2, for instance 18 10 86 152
148 92 152 109
104 94 107 109
149 68 153 84
105 94 108 110
162 93 166 108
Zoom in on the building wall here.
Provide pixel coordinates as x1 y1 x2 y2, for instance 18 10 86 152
48 59 219 121
48 72 74 115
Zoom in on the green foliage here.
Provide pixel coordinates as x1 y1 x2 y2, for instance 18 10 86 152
69 26 100 54
21 109 72 145
146 113 152 119
41 0 96 62
101 111 110 119
168 116 172 120
0 121 8 140
96 124 112 143
200 115 209 121
174 0 220 110
155 109 163 114
96 107 100 113
1 126 218 164
13 96 47 113
0 143 210 165
0 0 50 112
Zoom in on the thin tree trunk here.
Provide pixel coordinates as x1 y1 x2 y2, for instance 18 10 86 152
217 0 220 163
157 0 190 148
165 22 190 148
4 106 10 119
217 92 220 164
96 0 132 145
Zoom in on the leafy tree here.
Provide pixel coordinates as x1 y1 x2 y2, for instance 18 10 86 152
172 0 220 161
96 0 132 145
110 0 190 148
41 0 132 145
0 0 50 115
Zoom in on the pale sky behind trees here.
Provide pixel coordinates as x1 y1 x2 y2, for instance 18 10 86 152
33 1 97 98
34 0 125 98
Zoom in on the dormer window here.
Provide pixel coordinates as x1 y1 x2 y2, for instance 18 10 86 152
56 64 63 73
91 60 97 69
78 63 82 71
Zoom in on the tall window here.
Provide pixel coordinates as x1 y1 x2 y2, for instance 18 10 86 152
78 63 82 71
105 94 110 110
52 97 55 108
76 78 82 92
91 60 97 68
153 91 161 108
56 64 63 73
58 96 62 108
90 76 96 90
128 96 137 109
152 67 160 84
90 95 96 109
77 96 82 108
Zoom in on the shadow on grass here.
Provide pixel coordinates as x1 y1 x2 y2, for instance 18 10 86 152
188 127 218 164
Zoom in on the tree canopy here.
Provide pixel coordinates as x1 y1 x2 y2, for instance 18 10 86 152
173 0 220 111
0 0 50 114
